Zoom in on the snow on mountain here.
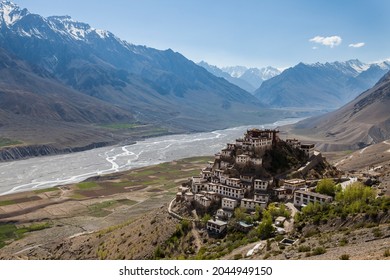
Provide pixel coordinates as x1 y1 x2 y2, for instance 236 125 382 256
221 66 248 78
0 1 28 26
0 1 114 43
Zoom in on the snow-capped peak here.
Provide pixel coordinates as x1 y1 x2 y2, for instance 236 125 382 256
47 15 111 41
0 1 29 26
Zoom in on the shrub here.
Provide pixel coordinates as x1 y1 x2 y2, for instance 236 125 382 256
298 245 311 252
312 247 326 256
339 254 350 260
384 249 390 258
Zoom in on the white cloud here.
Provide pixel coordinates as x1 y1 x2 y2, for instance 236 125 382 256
312 46 318 50
309 35 342 48
349 42 365 48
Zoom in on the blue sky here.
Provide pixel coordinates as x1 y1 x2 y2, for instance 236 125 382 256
14 0 390 68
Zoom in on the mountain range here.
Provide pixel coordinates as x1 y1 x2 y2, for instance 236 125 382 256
290 70 390 151
198 61 281 93
0 1 284 155
254 59 390 109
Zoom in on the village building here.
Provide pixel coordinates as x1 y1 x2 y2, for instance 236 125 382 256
254 179 271 191
184 192 194 202
236 221 254 233
177 186 190 194
283 179 307 191
205 191 219 201
274 188 288 200
221 149 232 158
221 197 239 210
216 208 233 220
207 219 228 235
226 178 241 188
300 143 315 157
240 174 254 183
194 194 212 208
254 192 270 203
240 198 267 211
236 154 250 165
293 190 333 207
275 216 287 227
286 138 301 149
226 143 236 150
191 181 208 193
215 184 245 199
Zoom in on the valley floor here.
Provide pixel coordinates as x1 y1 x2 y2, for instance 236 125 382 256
0 140 390 260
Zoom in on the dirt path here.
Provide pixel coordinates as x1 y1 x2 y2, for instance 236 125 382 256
191 210 202 252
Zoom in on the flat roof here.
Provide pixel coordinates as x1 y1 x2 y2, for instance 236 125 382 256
208 219 228 226
295 189 332 200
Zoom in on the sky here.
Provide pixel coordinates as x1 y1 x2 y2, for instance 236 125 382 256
14 0 390 69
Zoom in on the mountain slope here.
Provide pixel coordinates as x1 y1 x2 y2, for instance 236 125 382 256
0 1 269 138
254 60 390 109
291 71 390 151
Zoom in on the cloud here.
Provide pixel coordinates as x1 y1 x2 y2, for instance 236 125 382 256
309 35 342 48
349 42 365 48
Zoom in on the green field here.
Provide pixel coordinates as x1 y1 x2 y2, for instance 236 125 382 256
0 138 22 148
0 223 51 249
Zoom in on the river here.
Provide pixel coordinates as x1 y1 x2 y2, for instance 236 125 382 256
0 118 302 195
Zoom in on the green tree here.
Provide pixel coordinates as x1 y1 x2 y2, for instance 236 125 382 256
257 210 274 240
234 207 246 221
316 178 337 197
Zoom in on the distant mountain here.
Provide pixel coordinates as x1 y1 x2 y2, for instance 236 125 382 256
198 61 255 92
0 1 271 142
254 59 390 109
222 65 281 89
291 70 390 151
198 62 281 93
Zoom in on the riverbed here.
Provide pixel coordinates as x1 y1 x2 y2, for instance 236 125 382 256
0 119 302 195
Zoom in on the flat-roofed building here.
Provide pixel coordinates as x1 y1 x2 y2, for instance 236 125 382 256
293 190 333 207
286 138 301 149
300 143 315 157
215 184 245 199
254 179 270 191
240 198 267 211
221 197 239 210
283 179 306 191
216 208 233 220
207 219 228 235
236 154 250 165
254 192 270 203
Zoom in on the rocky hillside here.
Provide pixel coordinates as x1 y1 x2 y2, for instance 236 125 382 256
291 71 390 151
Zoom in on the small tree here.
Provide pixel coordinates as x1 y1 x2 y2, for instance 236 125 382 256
316 178 337 197
258 210 274 240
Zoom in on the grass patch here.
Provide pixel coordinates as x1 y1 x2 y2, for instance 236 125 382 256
100 123 141 130
88 200 118 217
77 182 100 190
87 199 137 217
0 138 22 148
70 193 87 200
0 223 51 249
116 199 138 206
33 187 59 194
0 200 16 207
